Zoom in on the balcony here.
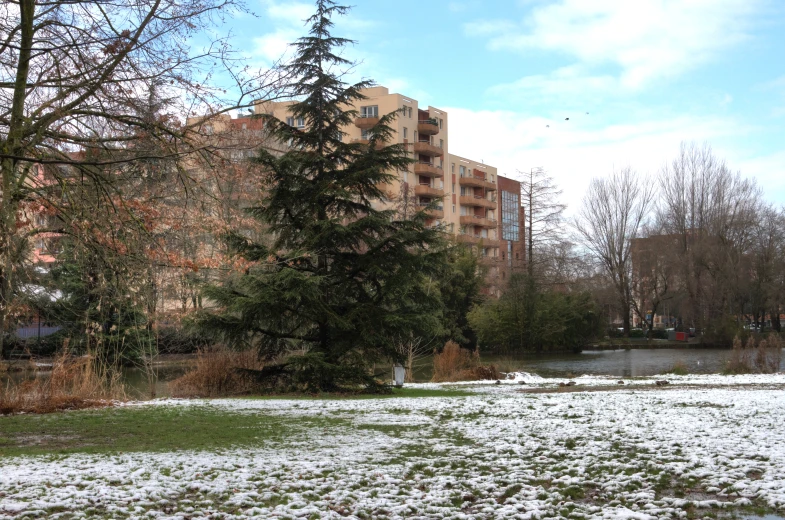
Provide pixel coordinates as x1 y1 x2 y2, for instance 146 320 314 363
418 202 444 219
413 162 443 178
354 117 379 129
413 140 443 157
415 184 444 197
457 234 499 247
457 234 479 245
417 118 439 136
458 175 496 190
480 255 501 265
459 195 497 210
459 215 498 228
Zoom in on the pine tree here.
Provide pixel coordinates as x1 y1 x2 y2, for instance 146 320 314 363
199 0 448 392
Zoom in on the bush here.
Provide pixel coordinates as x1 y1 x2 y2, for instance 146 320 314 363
668 360 689 375
629 329 645 338
650 329 668 340
0 350 124 415
431 341 499 382
724 334 783 374
169 346 265 397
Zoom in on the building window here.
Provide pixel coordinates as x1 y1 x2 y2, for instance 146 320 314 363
452 205 456 213
501 190 520 242
408 107 413 118
403 127 408 139
296 117 305 128
451 162 455 173
361 128 372 139
459 165 466 177
204 125 213 135
361 105 378 118
439 118 443 129
286 116 293 126
452 183 456 192
439 139 444 149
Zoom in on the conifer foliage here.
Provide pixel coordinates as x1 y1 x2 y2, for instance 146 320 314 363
200 0 448 392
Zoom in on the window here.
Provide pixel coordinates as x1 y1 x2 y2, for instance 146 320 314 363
204 125 213 135
360 105 378 117
452 183 456 193
408 107 413 118
439 118 443 129
296 117 305 128
286 116 294 126
452 205 456 213
459 165 466 177
451 162 455 173
361 128 372 139
403 127 408 139
439 139 444 149
501 190 520 242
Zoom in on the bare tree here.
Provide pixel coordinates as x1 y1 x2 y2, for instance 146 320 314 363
0 0 284 357
658 142 761 333
518 167 567 283
574 167 654 336
629 230 679 340
393 334 435 383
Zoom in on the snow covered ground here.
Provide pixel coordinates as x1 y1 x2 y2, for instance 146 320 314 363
2 375 785 519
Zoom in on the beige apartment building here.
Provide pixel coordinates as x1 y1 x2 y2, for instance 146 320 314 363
256 86 525 295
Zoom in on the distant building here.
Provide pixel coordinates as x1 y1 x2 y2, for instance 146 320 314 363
258 86 526 295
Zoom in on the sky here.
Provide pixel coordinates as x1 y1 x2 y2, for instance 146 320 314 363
224 0 785 212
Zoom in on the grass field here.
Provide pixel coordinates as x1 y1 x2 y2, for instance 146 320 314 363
2 378 785 519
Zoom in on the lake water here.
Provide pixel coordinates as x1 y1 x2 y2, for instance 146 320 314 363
4 348 783 398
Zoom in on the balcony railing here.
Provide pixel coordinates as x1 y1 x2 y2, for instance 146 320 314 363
417 118 439 136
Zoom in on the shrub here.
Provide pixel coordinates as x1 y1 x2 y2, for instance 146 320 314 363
431 341 499 382
169 346 265 397
724 334 783 374
0 350 124 415
669 360 689 375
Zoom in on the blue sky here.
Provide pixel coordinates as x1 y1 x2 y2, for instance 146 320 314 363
225 0 785 211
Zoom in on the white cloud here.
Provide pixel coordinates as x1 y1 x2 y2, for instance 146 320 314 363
443 107 767 213
466 0 761 89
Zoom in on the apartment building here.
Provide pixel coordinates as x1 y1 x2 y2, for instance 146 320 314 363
256 86 525 294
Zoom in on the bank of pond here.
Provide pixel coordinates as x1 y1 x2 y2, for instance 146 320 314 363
3 347 784 400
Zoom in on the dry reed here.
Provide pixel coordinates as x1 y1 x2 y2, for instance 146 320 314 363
431 341 500 382
725 334 783 374
169 346 264 397
0 350 124 415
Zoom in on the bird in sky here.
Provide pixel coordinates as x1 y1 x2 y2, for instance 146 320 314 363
565 117 570 121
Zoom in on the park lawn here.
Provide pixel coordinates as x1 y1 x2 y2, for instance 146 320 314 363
0 387 472 457
1 379 785 519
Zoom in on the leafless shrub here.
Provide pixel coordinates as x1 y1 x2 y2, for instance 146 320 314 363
431 341 499 382
393 335 434 382
725 335 783 374
169 346 264 397
0 351 124 415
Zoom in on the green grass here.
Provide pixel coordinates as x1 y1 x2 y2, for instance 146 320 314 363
0 405 347 458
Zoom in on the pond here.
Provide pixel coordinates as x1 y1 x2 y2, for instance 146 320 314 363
4 348 784 399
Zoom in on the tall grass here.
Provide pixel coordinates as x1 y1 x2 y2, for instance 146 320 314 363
431 341 499 382
724 334 783 374
0 350 125 415
169 346 264 397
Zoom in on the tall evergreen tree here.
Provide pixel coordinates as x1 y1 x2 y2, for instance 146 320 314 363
199 0 448 392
